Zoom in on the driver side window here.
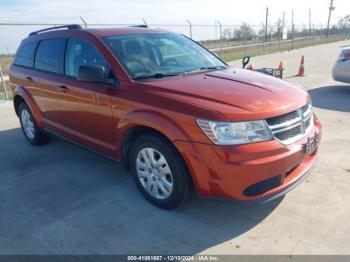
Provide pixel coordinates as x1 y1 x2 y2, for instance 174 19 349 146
65 38 110 78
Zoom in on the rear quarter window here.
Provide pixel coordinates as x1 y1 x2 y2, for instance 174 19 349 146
14 42 37 68
34 38 66 74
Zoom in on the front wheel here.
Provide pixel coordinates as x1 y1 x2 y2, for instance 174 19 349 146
129 134 192 209
19 103 49 145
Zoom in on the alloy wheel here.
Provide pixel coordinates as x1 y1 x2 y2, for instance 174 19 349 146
21 109 35 140
136 147 174 200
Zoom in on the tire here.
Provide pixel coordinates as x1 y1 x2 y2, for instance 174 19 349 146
18 102 49 145
129 133 192 209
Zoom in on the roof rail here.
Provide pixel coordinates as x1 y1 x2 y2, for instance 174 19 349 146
130 25 148 28
28 24 83 37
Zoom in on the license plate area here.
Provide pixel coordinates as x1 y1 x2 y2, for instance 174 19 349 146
304 132 320 155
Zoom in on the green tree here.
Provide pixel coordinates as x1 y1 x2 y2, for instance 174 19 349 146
233 22 256 40
338 14 350 29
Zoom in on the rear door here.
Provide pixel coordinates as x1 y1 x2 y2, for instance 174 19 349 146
55 37 116 155
32 38 66 126
10 41 40 110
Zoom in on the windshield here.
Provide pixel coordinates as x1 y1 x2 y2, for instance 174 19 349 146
102 32 226 80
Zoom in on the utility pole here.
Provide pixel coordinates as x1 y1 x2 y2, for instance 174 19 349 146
217 20 223 58
309 8 312 35
326 0 335 38
278 17 281 51
281 11 286 41
265 6 269 42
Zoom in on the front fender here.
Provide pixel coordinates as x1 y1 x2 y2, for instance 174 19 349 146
13 85 44 127
117 109 192 141
115 109 192 158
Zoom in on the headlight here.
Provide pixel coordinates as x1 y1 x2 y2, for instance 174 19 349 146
197 119 273 145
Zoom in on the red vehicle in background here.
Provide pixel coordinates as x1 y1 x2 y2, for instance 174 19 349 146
9 25 322 209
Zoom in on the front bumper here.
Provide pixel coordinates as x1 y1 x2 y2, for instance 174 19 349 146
175 114 322 202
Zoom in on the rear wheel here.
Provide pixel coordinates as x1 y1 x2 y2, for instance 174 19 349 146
19 103 49 145
129 133 191 209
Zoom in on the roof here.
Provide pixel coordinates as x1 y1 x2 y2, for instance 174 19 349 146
85 27 168 37
27 24 168 39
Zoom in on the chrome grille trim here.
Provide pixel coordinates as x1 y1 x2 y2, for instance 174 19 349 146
271 121 303 134
266 103 313 145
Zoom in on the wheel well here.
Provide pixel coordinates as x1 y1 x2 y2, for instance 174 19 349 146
13 95 25 116
122 125 195 189
122 126 174 169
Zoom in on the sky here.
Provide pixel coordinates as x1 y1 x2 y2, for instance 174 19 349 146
0 0 349 53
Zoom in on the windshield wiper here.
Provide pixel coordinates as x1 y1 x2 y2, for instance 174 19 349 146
200 66 227 70
184 65 227 75
133 72 180 80
133 66 227 80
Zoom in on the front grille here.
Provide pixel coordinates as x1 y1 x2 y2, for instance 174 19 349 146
302 103 311 115
243 164 300 196
243 175 281 196
285 164 299 177
304 117 311 130
266 110 300 126
266 102 313 144
274 125 302 141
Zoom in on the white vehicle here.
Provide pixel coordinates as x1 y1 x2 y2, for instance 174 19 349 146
332 47 350 84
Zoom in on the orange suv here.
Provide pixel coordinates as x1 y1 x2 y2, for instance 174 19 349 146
9 25 322 209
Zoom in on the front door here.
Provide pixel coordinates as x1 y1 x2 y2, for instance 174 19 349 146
56 37 117 156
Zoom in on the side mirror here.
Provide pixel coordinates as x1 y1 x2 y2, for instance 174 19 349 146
242 56 250 68
78 65 106 83
77 65 118 88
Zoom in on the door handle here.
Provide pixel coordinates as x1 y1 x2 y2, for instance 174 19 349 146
57 85 69 92
26 76 33 82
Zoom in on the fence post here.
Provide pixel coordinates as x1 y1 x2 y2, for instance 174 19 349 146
0 64 9 100
186 19 192 39
278 27 281 52
244 33 247 56
291 10 295 50
217 20 223 58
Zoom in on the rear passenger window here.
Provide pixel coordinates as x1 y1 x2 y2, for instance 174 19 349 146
34 38 65 74
14 42 37 68
65 38 110 78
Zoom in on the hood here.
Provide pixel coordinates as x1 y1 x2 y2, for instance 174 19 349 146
142 68 309 121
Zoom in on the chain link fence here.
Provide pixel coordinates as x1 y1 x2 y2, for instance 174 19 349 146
1 21 350 100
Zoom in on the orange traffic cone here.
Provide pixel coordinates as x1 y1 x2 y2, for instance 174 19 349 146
247 64 253 70
297 56 305 76
278 61 284 70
